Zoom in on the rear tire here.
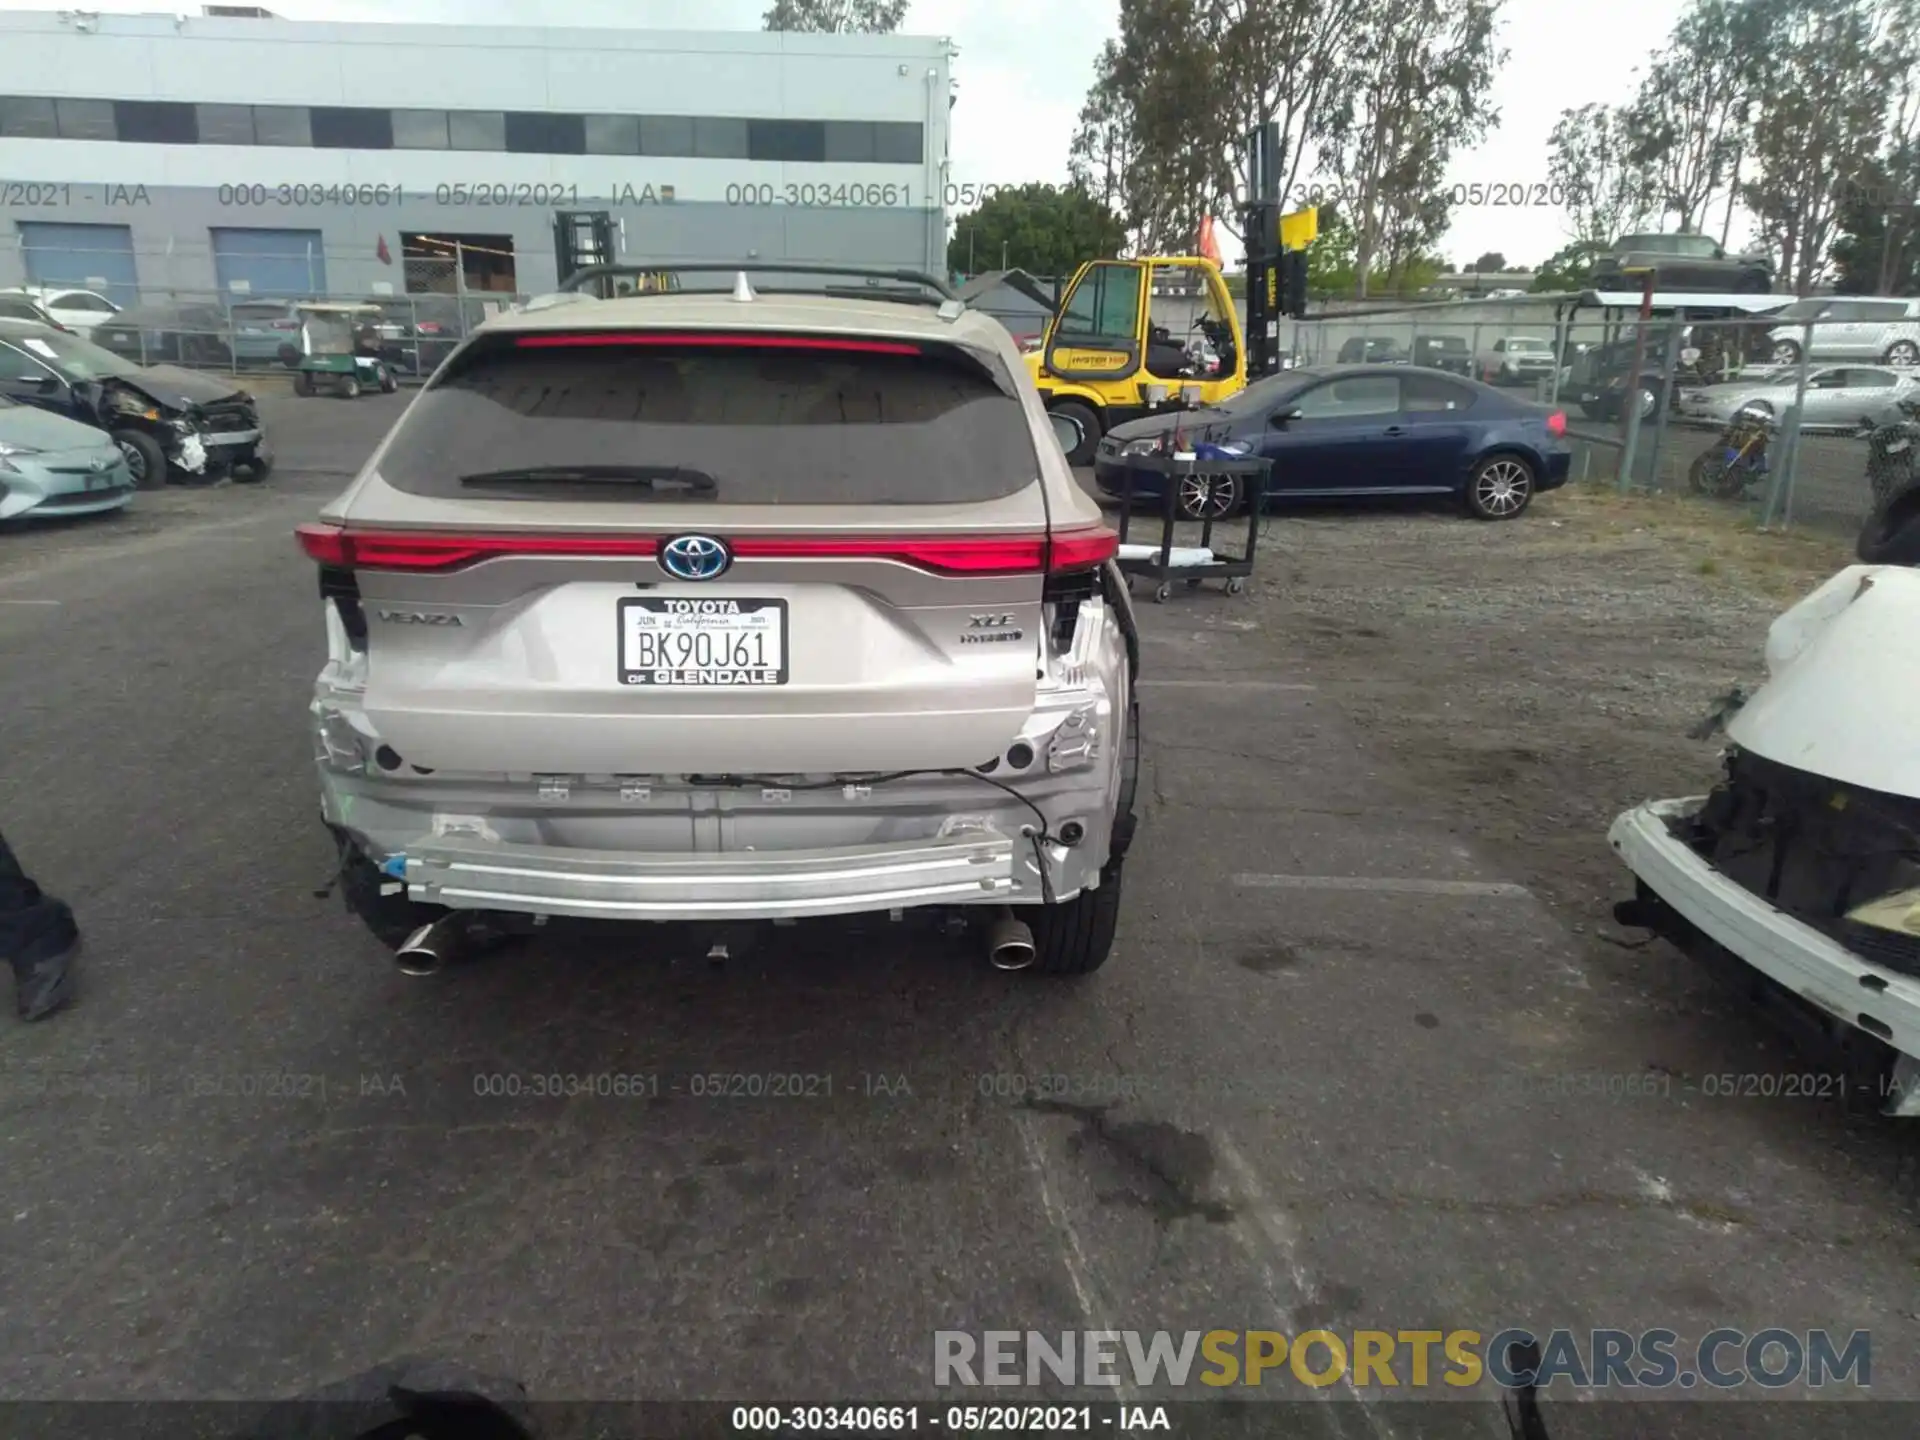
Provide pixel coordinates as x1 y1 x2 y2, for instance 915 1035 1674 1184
1859 478 1920 565
1023 859 1125 975
379 366 398 394
340 376 362 400
1464 453 1535 520
294 371 314 396
1050 400 1101 466
234 452 272 483
1884 339 1919 367
336 836 445 951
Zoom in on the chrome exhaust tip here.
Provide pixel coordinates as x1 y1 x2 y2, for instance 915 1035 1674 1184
986 908 1037 971
395 915 466 977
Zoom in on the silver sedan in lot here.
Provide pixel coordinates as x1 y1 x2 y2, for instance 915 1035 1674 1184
0 395 134 522
1677 364 1920 432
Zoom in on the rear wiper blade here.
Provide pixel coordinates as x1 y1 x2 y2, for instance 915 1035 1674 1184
458 464 718 493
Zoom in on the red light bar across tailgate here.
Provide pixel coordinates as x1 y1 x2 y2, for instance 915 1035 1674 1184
296 523 1118 577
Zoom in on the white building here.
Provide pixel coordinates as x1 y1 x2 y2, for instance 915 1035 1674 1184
0 8 954 304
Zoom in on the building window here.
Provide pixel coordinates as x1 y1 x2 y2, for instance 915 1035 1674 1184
449 110 505 151
392 109 450 149
311 106 392 149
585 114 639 155
253 106 312 146
0 97 57 138
748 119 825 162
55 98 116 141
872 122 923 164
695 117 750 159
115 100 197 144
823 122 874 163
0 95 926 163
196 104 255 145
506 112 585 155
639 115 694 157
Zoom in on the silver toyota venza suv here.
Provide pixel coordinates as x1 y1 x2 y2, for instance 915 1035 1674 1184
299 265 1141 978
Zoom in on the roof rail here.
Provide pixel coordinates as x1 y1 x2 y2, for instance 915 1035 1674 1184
558 262 961 305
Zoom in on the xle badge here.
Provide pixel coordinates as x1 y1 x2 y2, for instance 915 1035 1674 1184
962 613 1023 645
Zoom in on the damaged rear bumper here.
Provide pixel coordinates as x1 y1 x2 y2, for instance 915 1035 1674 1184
1609 797 1920 1117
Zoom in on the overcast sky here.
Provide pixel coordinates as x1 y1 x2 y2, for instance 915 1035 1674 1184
12 0 1692 269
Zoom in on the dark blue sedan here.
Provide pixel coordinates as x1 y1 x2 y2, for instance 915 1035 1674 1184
1091 365 1573 521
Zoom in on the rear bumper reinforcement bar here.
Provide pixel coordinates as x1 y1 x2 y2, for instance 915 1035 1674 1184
404 831 1019 921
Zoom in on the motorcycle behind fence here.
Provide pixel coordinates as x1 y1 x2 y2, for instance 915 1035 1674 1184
1865 395 1920 509
1688 404 1773 501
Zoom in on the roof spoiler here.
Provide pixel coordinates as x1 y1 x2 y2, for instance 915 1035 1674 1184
557 262 964 317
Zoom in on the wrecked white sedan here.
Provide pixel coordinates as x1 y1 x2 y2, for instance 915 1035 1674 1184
1609 562 1920 1118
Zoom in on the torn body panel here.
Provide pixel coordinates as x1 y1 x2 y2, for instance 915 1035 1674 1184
1612 562 1920 1115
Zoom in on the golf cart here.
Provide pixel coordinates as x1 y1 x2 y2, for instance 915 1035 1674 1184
283 302 398 398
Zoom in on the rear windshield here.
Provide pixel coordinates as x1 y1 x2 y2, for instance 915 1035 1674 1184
377 335 1040 504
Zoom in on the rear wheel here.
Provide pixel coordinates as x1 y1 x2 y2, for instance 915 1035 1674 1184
234 451 272 483
1024 859 1125 975
1884 339 1919 367
337 839 445 951
1465 454 1535 520
1858 478 1920 565
112 430 168 491
340 376 362 400
1049 400 1101 466
293 370 314 396
1771 340 1802 366
378 365 398 394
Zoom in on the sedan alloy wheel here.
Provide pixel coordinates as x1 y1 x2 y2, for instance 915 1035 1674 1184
1467 456 1534 520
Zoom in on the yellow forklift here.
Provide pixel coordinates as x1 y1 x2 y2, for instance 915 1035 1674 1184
1026 125 1309 463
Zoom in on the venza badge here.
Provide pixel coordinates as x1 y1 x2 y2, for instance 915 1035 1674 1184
659 534 732 581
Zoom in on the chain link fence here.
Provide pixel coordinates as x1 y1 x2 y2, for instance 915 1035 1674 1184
0 239 525 383
1273 311 1918 539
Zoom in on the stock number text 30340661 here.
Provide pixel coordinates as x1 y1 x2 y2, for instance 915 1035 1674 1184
217 183 403 207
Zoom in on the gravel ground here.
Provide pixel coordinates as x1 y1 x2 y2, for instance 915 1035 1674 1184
1233 488 1818 923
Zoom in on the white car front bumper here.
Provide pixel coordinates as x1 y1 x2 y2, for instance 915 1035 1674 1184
1609 797 1920 1116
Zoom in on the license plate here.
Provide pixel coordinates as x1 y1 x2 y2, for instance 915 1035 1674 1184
617 597 788 687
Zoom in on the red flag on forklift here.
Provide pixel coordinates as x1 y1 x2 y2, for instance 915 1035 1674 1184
376 235 392 266
1196 215 1222 266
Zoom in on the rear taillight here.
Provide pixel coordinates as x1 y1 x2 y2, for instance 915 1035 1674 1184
296 523 659 572
294 523 1118 577
1046 527 1120 573
270 319 298 330
1546 410 1567 437
416 322 443 335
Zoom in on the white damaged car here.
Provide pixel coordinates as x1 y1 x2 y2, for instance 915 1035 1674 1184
1609 563 1920 1117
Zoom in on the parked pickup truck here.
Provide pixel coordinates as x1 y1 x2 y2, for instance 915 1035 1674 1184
1476 335 1556 387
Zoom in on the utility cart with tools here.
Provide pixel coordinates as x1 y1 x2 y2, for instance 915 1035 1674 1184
1110 453 1272 602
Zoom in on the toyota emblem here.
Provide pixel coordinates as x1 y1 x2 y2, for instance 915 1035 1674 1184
659 534 732 581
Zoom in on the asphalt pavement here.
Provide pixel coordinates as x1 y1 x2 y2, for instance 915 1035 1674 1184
0 395 1913 1435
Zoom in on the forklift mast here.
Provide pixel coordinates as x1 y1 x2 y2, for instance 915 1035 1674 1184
553 211 618 296
1240 121 1308 380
